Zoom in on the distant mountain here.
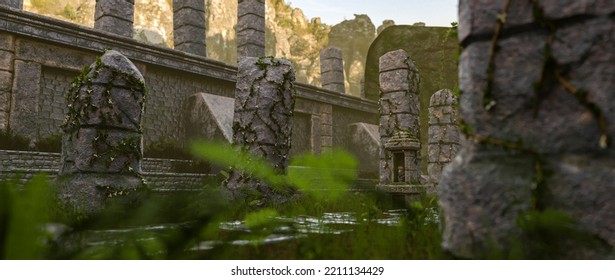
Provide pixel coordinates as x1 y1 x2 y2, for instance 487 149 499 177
24 0 386 96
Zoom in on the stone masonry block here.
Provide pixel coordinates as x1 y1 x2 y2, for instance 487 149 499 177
379 69 409 94
0 50 14 72
237 13 265 32
94 0 134 37
238 0 265 18
0 33 14 51
380 91 418 115
173 0 205 12
379 49 411 72
0 70 12 91
175 42 207 57
173 5 206 28
320 58 344 74
174 24 206 45
237 28 266 47
320 47 343 60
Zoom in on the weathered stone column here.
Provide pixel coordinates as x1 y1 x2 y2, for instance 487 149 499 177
237 0 265 59
94 0 135 37
57 50 147 216
173 0 207 56
226 57 296 203
2 0 22 9
0 32 15 131
427 89 460 184
440 0 615 258
9 60 41 142
320 47 345 93
378 49 420 186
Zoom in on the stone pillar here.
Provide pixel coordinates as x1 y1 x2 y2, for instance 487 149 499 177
0 32 15 131
94 0 135 37
320 47 345 93
440 0 615 258
9 60 41 141
173 0 207 56
427 89 460 184
360 77 365 99
2 0 22 9
378 49 420 185
226 57 295 203
57 50 147 216
237 0 265 59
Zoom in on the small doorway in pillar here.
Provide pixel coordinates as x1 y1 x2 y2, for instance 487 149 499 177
393 152 405 183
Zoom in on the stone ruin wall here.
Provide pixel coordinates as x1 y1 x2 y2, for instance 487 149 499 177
0 4 379 181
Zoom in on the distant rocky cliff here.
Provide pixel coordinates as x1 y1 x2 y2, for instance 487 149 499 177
24 0 385 95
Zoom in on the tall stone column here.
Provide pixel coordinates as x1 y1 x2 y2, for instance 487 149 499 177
57 50 147 216
94 0 135 37
440 0 615 258
378 49 420 186
173 0 207 56
320 47 345 93
427 89 460 184
226 57 296 203
237 0 265 60
0 32 15 131
2 0 22 9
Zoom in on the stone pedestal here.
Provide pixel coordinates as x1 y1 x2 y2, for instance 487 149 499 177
173 0 206 56
94 0 135 37
320 47 345 93
57 50 147 216
237 0 265 59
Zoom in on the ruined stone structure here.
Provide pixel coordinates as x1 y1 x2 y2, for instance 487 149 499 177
440 0 615 258
94 0 135 37
320 47 345 93
0 6 377 189
377 49 425 194
427 89 460 184
237 0 266 59
57 50 146 215
173 0 207 56
226 57 295 201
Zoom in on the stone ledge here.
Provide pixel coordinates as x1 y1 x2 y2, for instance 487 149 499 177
375 184 431 194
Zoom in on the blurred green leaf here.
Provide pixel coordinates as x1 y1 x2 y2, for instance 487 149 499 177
4 175 51 259
288 149 358 200
244 208 278 229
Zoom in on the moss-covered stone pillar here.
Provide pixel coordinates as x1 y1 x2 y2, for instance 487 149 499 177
226 57 295 203
94 0 135 37
57 50 147 216
173 0 207 56
237 0 265 59
378 49 421 185
439 0 615 258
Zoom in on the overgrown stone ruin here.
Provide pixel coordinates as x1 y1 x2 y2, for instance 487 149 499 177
376 49 425 194
56 50 147 216
439 0 615 258
225 57 296 203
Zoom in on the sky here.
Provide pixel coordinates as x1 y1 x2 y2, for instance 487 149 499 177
287 0 458 27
